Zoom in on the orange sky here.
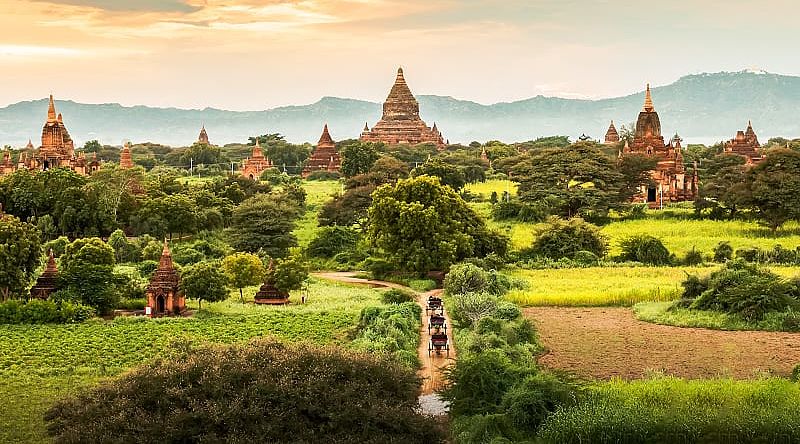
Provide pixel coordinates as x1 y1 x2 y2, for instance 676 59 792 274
1 0 798 110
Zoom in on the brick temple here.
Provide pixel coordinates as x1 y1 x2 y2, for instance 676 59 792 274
30 250 59 299
604 120 620 144
621 84 697 207
119 142 134 169
724 121 763 164
302 124 340 178
360 68 445 148
241 138 273 180
146 240 185 317
197 125 210 145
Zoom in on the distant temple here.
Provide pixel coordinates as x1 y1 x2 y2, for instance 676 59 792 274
302 124 341 178
0 95 99 177
240 139 273 180
30 250 59 299
360 68 445 148
197 125 210 145
724 121 763 164
119 142 134 169
254 260 290 305
621 84 696 207
604 120 620 144
145 240 185 317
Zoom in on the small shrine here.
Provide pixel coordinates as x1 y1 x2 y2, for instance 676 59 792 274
241 138 273 180
254 261 290 305
145 240 185 316
30 250 59 299
119 142 134 169
604 120 620 144
301 124 340 178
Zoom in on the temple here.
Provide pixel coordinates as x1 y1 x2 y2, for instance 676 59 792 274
302 124 341 178
119 142 134 169
254 260 290 305
197 125 210 145
360 68 446 148
604 121 620 144
145 240 185 317
0 95 99 176
30 250 59 299
621 84 696 207
240 139 273 180
724 121 763 164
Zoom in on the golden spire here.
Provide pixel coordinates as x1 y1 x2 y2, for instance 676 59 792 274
47 94 57 122
643 83 654 112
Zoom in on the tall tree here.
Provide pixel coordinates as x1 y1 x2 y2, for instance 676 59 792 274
340 142 381 177
745 149 800 231
226 194 299 257
411 158 468 191
0 214 42 301
181 261 230 309
222 253 266 303
59 238 117 313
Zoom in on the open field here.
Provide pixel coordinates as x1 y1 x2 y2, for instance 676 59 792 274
0 279 379 444
525 307 800 380
635 301 800 332
509 266 800 307
294 179 341 247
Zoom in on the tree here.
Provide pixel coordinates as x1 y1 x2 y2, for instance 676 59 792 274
745 149 800 231
307 226 360 258
180 261 229 309
367 176 506 273
222 253 266 302
107 229 141 263
179 142 222 167
411 158 467 191
617 154 657 202
529 217 608 260
59 238 117 313
695 162 748 218
0 215 42 301
227 194 299 257
345 156 410 189
318 185 375 227
270 255 310 293
340 142 381 177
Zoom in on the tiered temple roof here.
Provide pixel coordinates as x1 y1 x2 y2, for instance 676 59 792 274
241 139 273 180
147 241 180 293
724 121 762 163
120 142 134 169
31 250 59 299
197 125 210 145
604 120 620 144
360 68 445 148
146 240 184 316
302 124 341 178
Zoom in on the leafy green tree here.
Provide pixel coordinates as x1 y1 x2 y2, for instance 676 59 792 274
180 261 229 309
745 149 800 231
108 229 141 263
435 151 488 183
529 217 608 260
617 154 657 202
411 158 467 191
307 226 360 258
696 163 748 218
227 194 299 257
269 255 310 293
59 238 117 313
222 253 266 302
340 142 381 177
367 176 506 273
318 185 375 227
0 215 42 301
180 142 222 166
345 156 410 189
83 140 102 153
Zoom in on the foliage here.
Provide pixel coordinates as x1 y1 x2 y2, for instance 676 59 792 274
249 134 311 175
381 288 417 304
318 185 374 227
43 236 70 258
444 263 490 296
351 302 421 368
340 141 381 177
367 176 507 273
221 253 266 302
107 229 141 263
305 170 341 181
227 193 299 257
500 373 578 434
307 225 360 258
59 238 117 314
616 154 657 202
491 199 548 223
682 247 704 266
411 158 467 191
635 301 800 332
745 149 800 230
0 299 94 324
0 214 42 300
269 255 309 293
618 235 672 265
527 217 608 260
450 292 499 327
180 261 229 309
45 338 443 443
713 241 734 262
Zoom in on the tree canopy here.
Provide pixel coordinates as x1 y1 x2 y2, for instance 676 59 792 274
0 214 42 301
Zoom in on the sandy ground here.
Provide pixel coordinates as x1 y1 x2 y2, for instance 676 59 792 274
525 307 800 380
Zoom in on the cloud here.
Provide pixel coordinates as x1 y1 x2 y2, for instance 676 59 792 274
28 0 200 12
0 44 83 57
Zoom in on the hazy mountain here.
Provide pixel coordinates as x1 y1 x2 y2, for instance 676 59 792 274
1 70 798 148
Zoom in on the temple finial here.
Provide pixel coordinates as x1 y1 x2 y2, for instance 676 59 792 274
643 83 654 112
47 94 57 122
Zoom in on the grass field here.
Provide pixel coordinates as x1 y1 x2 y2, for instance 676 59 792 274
634 301 800 332
0 278 379 443
508 266 800 307
294 179 341 247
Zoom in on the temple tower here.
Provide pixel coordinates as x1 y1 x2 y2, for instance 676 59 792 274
120 142 134 169
145 240 185 316
31 250 59 299
302 124 341 178
604 120 620 144
241 138 273 180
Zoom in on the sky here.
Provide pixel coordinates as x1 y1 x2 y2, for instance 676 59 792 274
0 0 798 110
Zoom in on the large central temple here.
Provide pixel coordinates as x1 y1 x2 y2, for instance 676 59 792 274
621 84 696 207
360 68 445 148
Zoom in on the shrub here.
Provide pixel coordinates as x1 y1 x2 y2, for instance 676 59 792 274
713 241 734 263
450 292 499 327
381 288 416 305
43 236 70 257
529 217 608 260
572 250 600 266
491 199 548 223
307 225 360 258
683 247 704 266
494 301 522 321
0 299 94 324
136 260 159 277
171 246 205 266
306 170 341 181
45 338 443 443
352 302 421 368
445 263 489 296
618 235 671 265
140 240 163 261
500 373 577 434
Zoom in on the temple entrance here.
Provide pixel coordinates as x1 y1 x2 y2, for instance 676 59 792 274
249 174 254 180
43 160 50 170
156 295 166 314
647 187 657 203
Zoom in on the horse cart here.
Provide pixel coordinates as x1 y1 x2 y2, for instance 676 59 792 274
428 314 447 334
426 296 444 315
428 333 450 357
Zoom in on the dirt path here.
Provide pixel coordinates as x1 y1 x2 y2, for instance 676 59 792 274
312 273 455 395
525 307 800 380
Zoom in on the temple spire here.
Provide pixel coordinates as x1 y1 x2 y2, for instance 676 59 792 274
643 83 655 112
47 95 57 122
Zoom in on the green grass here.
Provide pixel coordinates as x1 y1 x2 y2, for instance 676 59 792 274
538 377 800 443
0 278 379 443
508 266 800 307
634 301 800 332
464 179 517 199
294 179 342 247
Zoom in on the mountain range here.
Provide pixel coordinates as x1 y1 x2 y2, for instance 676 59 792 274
1 70 799 148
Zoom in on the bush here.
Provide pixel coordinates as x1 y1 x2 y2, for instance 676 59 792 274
444 263 489 296
500 373 577 434
136 260 159 277
381 288 416 304
171 246 205 266
307 225 360 258
0 299 94 324
43 236 70 257
306 170 341 181
618 235 671 265
45 338 443 443
491 199 548 223
528 217 608 260
713 241 734 263
682 247 704 266
450 292 499 327
735 245 800 265
494 301 522 321
351 302 421 368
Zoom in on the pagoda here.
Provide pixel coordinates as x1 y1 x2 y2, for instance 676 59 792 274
30 250 59 299
622 84 696 207
604 120 620 144
360 68 445 148
302 124 341 178
197 125 210 145
724 121 763 164
119 142 134 169
145 240 185 316
1 150 14 175
241 139 273 180
254 261 289 305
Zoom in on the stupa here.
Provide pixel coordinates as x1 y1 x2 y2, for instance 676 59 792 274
302 124 341 178
254 261 289 305
30 250 59 299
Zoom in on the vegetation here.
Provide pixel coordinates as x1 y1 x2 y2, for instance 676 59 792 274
181 261 230 309
0 214 41 300
227 193 299 257
221 252 266 302
351 302 421 368
634 301 800 332
58 237 117 314
526 217 608 260
618 234 672 265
